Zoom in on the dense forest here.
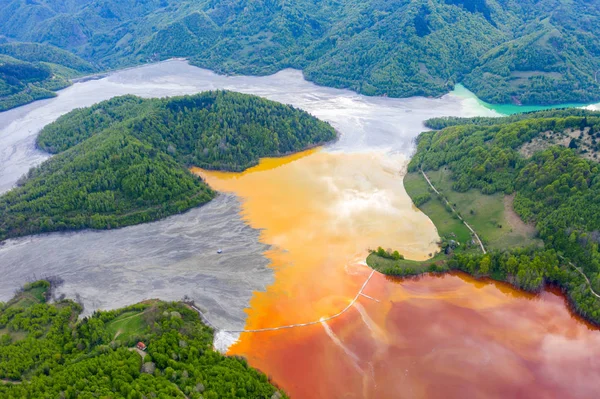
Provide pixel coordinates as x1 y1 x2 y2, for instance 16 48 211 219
0 42 95 111
0 280 287 398
401 109 600 324
0 0 599 107
0 91 336 241
38 91 336 171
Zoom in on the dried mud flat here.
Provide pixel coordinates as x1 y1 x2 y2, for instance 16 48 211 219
0 194 272 331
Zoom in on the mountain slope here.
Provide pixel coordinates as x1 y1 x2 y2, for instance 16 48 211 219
0 42 95 111
0 0 599 105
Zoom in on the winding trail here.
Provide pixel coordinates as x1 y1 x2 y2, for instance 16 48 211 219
0 379 21 385
187 304 218 330
191 270 376 334
419 168 600 300
420 169 487 254
559 255 600 299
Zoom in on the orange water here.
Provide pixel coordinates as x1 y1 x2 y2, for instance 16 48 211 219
193 149 600 398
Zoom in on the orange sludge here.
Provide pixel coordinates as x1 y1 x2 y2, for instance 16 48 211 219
193 148 600 399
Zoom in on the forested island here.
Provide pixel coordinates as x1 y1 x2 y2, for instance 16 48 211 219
1 0 600 110
0 280 287 398
0 91 336 242
369 109 600 325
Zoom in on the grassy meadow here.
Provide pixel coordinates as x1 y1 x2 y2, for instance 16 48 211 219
424 168 542 250
367 169 541 275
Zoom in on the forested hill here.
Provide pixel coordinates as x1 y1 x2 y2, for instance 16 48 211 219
0 280 288 398
0 42 95 111
407 109 600 323
38 91 336 171
1 0 599 106
0 91 336 241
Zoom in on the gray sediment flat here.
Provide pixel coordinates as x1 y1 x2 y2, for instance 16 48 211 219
0 194 270 331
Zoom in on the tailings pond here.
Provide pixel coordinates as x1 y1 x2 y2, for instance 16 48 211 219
1 60 599 397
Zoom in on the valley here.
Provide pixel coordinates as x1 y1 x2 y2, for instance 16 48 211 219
1 61 600 397
0 58 492 337
2 1 600 397
2 1 600 111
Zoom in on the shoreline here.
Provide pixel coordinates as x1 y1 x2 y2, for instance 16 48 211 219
377 263 600 330
90 60 600 110
5 57 597 115
368 164 600 329
380 268 600 329
70 57 189 83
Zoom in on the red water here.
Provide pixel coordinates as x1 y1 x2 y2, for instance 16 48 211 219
194 149 600 399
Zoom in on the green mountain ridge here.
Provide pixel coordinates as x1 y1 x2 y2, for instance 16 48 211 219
0 0 599 109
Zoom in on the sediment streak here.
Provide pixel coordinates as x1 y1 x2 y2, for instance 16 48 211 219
190 269 376 334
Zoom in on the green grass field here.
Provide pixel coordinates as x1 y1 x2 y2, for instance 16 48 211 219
403 171 472 244
105 310 148 342
424 168 542 250
367 169 542 275
7 284 48 309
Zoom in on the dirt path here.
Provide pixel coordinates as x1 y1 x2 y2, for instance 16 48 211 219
1 379 21 385
559 256 600 300
114 312 146 324
128 347 147 360
420 169 487 254
186 304 217 330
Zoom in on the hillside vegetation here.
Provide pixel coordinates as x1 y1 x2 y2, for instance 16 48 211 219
0 0 599 106
0 280 287 398
0 42 95 111
0 91 336 241
372 109 600 325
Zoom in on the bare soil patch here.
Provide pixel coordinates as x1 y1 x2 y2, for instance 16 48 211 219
519 128 600 162
503 194 537 238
